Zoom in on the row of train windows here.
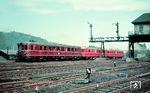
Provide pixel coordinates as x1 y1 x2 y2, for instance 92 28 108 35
20 45 79 52
101 51 122 53
105 51 116 53
82 50 97 52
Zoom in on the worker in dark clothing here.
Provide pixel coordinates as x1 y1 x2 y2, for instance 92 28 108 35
86 68 91 79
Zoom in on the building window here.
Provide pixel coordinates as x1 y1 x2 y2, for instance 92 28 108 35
139 25 143 34
149 25 150 34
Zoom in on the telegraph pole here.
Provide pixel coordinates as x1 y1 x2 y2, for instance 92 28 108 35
113 22 120 40
116 22 119 40
88 22 93 41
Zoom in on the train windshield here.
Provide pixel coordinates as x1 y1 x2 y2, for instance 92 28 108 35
18 44 28 50
18 44 22 51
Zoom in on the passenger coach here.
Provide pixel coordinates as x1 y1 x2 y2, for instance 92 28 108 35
17 42 82 61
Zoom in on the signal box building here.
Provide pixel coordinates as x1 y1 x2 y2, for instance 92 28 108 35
129 13 150 58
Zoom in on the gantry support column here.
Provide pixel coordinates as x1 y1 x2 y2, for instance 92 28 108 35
101 42 105 57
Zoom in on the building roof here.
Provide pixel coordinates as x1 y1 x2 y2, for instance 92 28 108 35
132 13 150 24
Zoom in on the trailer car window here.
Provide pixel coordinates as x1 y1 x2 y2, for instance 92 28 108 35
74 48 77 51
71 48 74 51
61 47 64 51
57 47 60 51
49 47 51 50
68 48 70 51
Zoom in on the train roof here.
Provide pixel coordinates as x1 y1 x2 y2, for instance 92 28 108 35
81 47 100 49
104 49 123 52
18 42 81 48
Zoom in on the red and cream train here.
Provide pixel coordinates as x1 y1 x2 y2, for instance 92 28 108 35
16 42 124 61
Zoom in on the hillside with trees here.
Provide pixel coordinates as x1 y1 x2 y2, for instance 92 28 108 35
0 31 59 50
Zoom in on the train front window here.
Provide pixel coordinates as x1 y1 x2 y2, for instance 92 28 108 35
22 45 24 50
18 44 22 50
24 45 27 50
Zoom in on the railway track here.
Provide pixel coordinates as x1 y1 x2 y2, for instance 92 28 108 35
0 73 83 92
0 61 146 79
0 60 134 80
0 62 150 93
0 60 139 72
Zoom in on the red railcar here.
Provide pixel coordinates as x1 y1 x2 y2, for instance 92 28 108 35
101 50 124 58
17 42 82 61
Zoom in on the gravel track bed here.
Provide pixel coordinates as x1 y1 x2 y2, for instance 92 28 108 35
0 61 143 81
1 59 149 93
0 60 148 82
0 60 129 79
15 64 150 93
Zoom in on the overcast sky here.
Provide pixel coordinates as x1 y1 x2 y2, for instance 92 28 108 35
0 0 150 50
